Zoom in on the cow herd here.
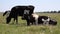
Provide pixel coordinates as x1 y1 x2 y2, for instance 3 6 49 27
3 5 57 26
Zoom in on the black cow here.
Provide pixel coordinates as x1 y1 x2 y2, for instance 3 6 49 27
24 13 57 26
3 5 35 24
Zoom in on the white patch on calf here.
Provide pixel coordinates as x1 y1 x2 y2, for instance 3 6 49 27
42 17 50 25
32 14 39 25
47 18 50 21
46 18 50 25
24 9 29 14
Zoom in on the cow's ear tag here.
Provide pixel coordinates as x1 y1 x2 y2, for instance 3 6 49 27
24 9 29 14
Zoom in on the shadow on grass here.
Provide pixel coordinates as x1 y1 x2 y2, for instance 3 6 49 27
9 22 27 27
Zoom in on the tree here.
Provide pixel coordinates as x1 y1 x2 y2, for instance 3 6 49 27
58 10 60 13
54 11 57 13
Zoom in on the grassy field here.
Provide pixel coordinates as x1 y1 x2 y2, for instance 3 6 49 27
0 12 60 34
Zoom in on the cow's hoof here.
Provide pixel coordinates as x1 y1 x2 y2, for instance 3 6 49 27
27 24 30 26
21 18 25 20
6 22 9 24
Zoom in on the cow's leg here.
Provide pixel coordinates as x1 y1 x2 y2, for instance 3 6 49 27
34 18 38 25
15 16 18 24
31 22 34 25
22 15 25 20
27 20 30 26
16 18 18 24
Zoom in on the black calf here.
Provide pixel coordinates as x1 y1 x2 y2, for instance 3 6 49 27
24 13 57 26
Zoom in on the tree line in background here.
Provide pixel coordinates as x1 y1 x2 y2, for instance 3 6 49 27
1 10 60 13
42 10 60 13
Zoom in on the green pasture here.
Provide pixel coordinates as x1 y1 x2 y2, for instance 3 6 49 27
0 12 60 34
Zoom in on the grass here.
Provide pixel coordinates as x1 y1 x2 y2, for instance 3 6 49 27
0 12 60 34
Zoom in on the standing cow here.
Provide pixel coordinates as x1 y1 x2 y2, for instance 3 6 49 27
3 5 35 25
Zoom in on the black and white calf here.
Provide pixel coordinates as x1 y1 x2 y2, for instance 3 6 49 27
24 13 57 26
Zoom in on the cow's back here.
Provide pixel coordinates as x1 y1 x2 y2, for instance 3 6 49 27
9 5 35 18
10 6 27 16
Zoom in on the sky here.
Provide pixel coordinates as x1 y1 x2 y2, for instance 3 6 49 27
0 0 60 12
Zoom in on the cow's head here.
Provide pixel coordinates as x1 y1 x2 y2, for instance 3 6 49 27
3 10 11 24
6 16 11 24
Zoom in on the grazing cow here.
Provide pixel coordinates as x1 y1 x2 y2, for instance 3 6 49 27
24 13 57 26
3 5 35 24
